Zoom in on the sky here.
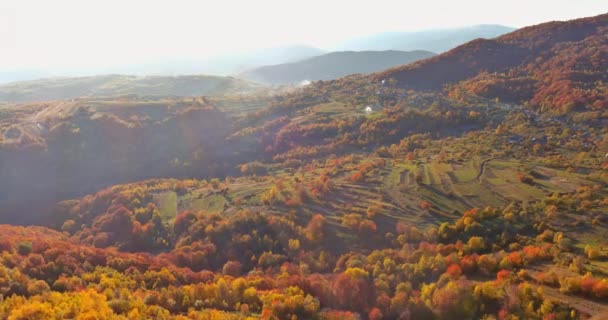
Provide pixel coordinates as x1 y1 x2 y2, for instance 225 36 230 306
1 0 607 72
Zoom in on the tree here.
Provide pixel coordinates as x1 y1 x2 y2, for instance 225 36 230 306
467 237 485 253
222 261 242 277
368 307 383 320
585 245 600 260
17 242 32 256
350 171 364 182
592 279 608 298
420 201 432 211
446 264 462 279
431 281 475 319
497 270 510 284
261 185 281 205
333 268 372 312
306 214 325 242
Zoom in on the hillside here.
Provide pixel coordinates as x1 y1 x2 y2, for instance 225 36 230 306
0 98 249 224
1 13 608 320
377 13 608 112
173 45 326 76
240 50 435 85
41 101 608 318
336 25 515 53
0 74 263 102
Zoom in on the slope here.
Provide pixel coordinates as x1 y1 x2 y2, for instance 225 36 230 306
376 13 608 112
240 50 435 85
0 74 263 102
335 24 515 53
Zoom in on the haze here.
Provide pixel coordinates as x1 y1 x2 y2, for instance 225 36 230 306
1 0 607 73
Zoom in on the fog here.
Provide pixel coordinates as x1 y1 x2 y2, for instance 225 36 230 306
2 0 607 83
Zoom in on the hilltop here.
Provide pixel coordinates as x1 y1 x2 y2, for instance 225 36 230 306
376 13 608 112
240 50 435 85
0 45 326 84
336 24 515 53
0 74 263 102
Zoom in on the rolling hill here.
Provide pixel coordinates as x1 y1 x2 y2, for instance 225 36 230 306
376 13 608 112
0 74 263 102
1 13 608 320
335 24 515 53
0 45 325 84
240 50 435 85
213 45 326 74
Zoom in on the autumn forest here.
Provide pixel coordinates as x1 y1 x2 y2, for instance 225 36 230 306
0 10 607 320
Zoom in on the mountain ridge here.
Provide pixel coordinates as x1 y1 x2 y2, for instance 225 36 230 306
240 50 435 85
0 74 263 102
335 24 516 53
375 13 608 112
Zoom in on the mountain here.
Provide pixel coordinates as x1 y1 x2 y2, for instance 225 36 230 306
335 25 516 53
216 45 326 75
240 50 436 85
377 13 608 112
0 45 325 84
155 45 326 76
0 74 262 102
1 13 608 320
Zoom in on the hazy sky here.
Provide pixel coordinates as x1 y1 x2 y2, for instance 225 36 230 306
1 0 607 70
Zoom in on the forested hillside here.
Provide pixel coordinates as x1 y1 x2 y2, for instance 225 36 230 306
377 13 608 112
0 13 607 320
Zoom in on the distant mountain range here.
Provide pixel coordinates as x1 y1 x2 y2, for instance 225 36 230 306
335 25 516 53
0 45 325 85
157 45 326 76
201 45 326 75
0 74 261 102
0 25 516 84
240 50 436 85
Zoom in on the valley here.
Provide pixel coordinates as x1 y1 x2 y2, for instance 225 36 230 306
0 10 607 320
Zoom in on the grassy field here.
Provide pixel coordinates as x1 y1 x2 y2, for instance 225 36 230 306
152 191 178 223
210 95 272 116
158 150 606 236
153 188 236 222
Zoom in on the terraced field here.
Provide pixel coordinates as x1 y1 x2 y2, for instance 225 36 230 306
383 156 605 217
151 150 606 243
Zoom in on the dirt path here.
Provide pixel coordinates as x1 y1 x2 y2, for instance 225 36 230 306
532 284 608 319
470 275 608 319
475 157 499 181
453 157 498 184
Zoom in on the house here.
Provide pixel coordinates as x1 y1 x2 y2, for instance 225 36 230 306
531 136 548 145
